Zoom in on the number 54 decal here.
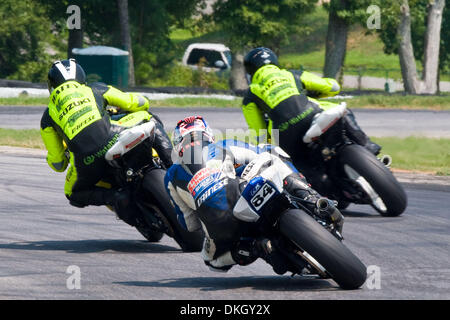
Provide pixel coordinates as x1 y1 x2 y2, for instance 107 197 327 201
250 183 275 211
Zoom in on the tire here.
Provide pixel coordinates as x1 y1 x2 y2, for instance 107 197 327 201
339 144 407 217
135 225 164 243
142 168 204 252
279 209 367 290
337 200 350 210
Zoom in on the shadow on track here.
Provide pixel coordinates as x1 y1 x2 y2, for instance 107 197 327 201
342 209 407 220
341 209 380 218
115 275 340 292
0 239 180 254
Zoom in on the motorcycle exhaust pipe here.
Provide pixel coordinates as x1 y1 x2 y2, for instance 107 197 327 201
380 154 392 167
316 197 344 234
316 197 331 212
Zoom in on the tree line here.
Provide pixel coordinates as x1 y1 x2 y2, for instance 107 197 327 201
0 0 447 94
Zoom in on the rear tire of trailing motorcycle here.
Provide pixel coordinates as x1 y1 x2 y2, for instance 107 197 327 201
135 225 164 243
142 168 204 252
337 201 351 210
339 144 407 217
279 209 367 290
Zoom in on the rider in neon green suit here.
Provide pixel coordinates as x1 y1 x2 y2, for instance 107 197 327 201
40 59 172 225
241 47 381 195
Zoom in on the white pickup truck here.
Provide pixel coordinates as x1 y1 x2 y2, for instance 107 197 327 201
182 43 232 72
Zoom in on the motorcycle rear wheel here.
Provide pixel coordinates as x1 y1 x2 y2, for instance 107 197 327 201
339 144 407 216
279 209 367 290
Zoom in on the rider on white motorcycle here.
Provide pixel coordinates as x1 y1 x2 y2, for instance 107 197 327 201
164 116 343 273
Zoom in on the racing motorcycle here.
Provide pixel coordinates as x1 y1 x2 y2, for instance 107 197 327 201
194 155 367 290
301 103 407 216
99 119 204 252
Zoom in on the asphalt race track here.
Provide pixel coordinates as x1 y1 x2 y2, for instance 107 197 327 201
0 151 449 299
0 105 449 299
1 106 450 138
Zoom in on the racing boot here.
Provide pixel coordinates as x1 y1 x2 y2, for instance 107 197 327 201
254 238 289 275
152 120 174 168
103 188 140 227
69 187 138 227
68 187 115 208
365 140 382 156
283 173 322 212
344 110 381 156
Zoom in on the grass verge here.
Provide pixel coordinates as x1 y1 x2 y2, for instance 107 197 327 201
0 128 44 149
371 136 450 175
343 95 450 111
0 96 242 108
1 94 450 110
149 97 241 108
0 97 48 106
1 128 448 175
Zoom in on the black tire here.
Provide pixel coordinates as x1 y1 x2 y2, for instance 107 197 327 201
142 168 204 252
337 200 351 210
279 209 367 290
339 144 407 217
135 225 164 243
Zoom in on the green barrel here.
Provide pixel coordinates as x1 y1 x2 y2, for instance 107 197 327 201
72 46 129 88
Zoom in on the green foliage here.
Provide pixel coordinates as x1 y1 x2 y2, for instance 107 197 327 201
279 5 329 55
209 0 317 52
147 63 229 90
128 0 205 85
374 0 449 73
1 0 204 84
323 0 373 25
0 1 55 81
37 0 120 45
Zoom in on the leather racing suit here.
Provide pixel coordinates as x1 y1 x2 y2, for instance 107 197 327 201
241 65 379 194
40 81 173 208
164 139 326 272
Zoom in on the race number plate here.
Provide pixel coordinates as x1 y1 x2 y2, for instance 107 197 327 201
250 183 275 211
242 177 279 214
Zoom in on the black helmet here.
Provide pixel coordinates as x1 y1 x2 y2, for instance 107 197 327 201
47 59 86 93
244 47 279 77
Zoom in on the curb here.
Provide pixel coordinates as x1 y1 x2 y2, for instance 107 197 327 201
391 170 450 190
1 146 448 188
